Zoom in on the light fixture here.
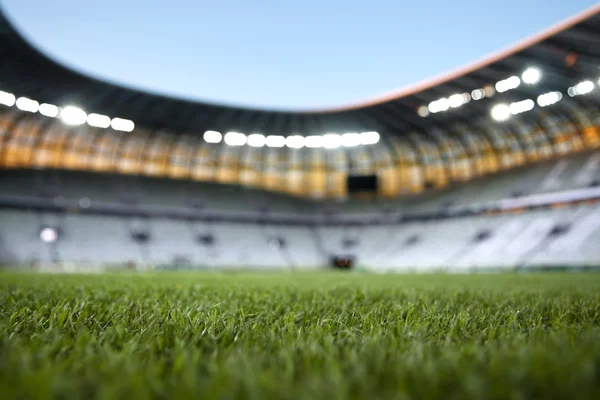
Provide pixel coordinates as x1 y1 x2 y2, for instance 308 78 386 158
111 118 135 132
491 104 510 121
224 132 247 146
537 92 562 107
522 68 541 84
39 103 59 118
495 76 520 93
285 135 305 149
305 135 323 148
509 99 534 115
417 105 430 117
60 106 87 126
266 135 285 148
0 90 16 107
360 131 380 145
16 97 39 113
39 227 58 243
322 134 342 149
341 133 361 147
428 98 449 113
471 88 485 101
247 133 266 147
568 80 594 97
87 113 111 128
204 130 222 143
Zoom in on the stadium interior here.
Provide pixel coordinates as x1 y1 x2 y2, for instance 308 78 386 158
0 5 599 272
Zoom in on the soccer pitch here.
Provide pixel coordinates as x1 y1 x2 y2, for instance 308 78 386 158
1 271 600 399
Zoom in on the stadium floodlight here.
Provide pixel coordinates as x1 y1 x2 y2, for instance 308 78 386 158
448 93 471 108
491 104 511 121
522 67 541 84
87 113 111 128
428 98 449 113
471 88 485 101
60 106 87 126
39 227 58 243
224 131 247 146
204 130 222 143
509 99 534 115
39 103 59 118
417 105 430 117
111 118 135 132
266 135 285 148
247 133 266 147
341 133 361 147
285 135 305 149
16 97 39 113
537 91 562 107
360 131 380 145
305 135 323 148
483 85 496 97
495 76 520 93
0 90 16 107
568 80 594 97
322 134 342 149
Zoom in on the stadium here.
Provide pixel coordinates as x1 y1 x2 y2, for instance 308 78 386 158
1 2 600 398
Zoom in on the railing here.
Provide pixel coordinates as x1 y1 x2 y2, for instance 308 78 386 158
0 186 599 226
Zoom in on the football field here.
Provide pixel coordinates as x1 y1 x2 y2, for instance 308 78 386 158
1 271 600 399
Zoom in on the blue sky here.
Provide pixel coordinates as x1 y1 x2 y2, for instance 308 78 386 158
2 0 597 110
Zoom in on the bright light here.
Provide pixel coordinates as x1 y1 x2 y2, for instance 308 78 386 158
568 80 594 97
40 227 58 243
16 97 39 113
360 131 380 145
537 91 562 107
322 134 342 149
39 103 59 118
341 133 361 147
0 91 16 107
509 99 534 115
285 135 305 149
417 105 430 117
495 76 520 93
204 130 222 143
247 133 266 147
266 135 285 148
448 93 470 108
491 104 511 121
224 132 247 146
471 88 485 101
111 118 135 132
60 106 87 126
522 67 541 84
87 113 111 128
305 135 323 148
428 98 449 113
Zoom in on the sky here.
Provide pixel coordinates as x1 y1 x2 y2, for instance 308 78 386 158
2 0 598 111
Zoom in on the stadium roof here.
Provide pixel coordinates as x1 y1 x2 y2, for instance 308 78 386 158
0 4 599 138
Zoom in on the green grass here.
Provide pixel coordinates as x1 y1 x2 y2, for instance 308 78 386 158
1 271 600 399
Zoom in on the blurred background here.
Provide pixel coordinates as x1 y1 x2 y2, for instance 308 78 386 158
0 1 599 273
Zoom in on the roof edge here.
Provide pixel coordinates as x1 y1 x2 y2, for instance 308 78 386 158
307 3 600 114
1 3 599 115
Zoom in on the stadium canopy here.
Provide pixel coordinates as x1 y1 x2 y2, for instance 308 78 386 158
0 4 599 200
0 4 598 137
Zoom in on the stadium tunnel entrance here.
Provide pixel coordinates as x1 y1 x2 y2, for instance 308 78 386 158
330 255 355 270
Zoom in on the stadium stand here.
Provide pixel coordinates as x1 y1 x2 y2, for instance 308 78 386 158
0 4 599 271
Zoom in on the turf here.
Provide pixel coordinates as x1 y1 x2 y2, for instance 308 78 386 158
1 272 600 399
